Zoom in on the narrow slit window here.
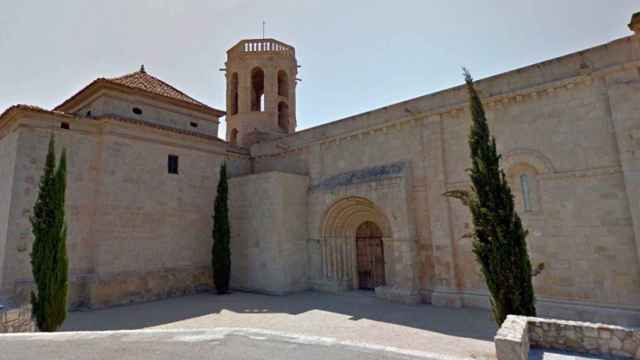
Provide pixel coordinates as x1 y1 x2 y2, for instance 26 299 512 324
168 155 179 175
520 174 531 211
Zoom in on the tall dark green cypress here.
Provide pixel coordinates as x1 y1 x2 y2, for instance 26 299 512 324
30 136 69 332
446 70 536 325
212 163 230 294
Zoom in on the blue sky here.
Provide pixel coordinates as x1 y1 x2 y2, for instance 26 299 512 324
0 1 637 138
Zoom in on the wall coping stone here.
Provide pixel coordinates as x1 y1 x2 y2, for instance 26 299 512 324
495 315 640 360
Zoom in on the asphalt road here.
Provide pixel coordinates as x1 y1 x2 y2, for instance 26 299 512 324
0 328 459 360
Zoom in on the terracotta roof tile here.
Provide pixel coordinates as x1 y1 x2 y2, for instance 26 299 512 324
54 66 225 116
107 66 208 108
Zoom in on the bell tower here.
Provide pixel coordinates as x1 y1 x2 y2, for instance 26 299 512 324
224 39 298 147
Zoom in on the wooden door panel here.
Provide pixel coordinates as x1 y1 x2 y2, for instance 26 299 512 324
356 222 385 290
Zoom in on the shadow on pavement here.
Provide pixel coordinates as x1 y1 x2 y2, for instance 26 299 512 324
62 290 497 342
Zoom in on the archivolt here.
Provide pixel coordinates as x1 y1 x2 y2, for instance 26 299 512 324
319 196 392 284
502 148 555 174
321 197 392 239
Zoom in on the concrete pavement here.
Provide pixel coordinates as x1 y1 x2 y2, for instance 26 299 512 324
0 328 471 360
62 291 497 359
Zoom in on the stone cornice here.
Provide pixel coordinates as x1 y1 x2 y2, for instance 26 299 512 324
310 161 407 192
538 165 623 181
0 105 74 141
446 165 623 189
0 105 251 158
253 60 640 160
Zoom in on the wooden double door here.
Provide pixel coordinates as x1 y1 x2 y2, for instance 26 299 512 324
355 221 386 290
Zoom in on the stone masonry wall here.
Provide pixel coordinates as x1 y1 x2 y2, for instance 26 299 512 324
529 318 640 359
0 130 18 297
228 171 309 295
74 91 220 138
0 112 231 308
0 305 35 333
495 315 640 360
248 32 640 324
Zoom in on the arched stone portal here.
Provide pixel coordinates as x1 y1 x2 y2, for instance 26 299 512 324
320 197 391 291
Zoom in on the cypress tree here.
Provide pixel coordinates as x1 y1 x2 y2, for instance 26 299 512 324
446 70 536 325
30 136 69 332
212 162 230 294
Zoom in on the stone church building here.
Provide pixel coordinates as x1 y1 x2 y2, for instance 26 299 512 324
1 13 640 326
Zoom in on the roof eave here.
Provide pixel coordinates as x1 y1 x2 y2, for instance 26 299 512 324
1 104 75 123
0 105 233 147
54 79 226 118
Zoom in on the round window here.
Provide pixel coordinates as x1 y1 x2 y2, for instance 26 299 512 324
132 107 143 115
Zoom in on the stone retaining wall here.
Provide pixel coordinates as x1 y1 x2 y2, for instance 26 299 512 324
495 315 640 360
0 305 35 333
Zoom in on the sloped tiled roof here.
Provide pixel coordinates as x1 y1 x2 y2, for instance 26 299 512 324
108 66 209 108
55 66 225 116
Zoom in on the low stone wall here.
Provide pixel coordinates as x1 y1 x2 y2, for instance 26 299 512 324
495 316 529 360
0 305 35 333
495 315 640 360
529 318 640 359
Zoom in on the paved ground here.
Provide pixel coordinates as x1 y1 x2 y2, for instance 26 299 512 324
61 291 497 359
0 328 463 360
529 348 613 360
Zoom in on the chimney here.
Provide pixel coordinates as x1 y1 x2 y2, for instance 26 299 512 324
630 11 640 35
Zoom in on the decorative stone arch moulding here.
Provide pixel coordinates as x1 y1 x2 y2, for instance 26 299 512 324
320 196 393 239
502 148 552 215
502 148 555 175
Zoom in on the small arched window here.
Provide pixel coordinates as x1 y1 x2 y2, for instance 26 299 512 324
520 174 532 212
277 70 289 98
229 73 239 115
509 163 539 213
250 67 265 112
278 102 289 132
230 128 239 145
